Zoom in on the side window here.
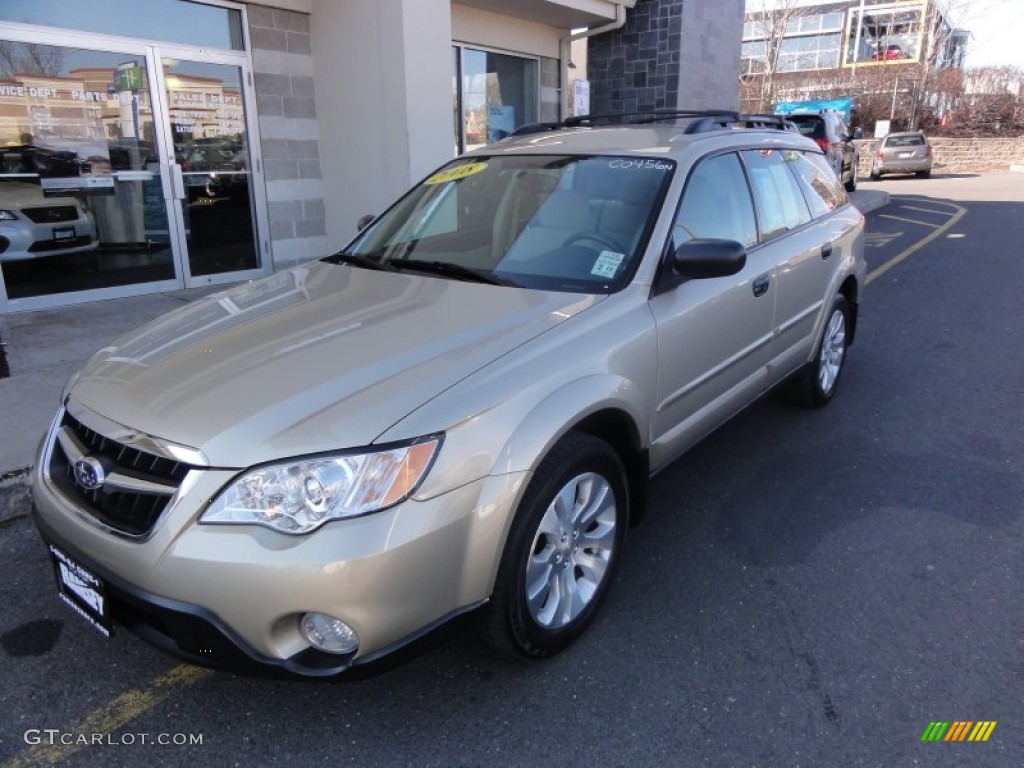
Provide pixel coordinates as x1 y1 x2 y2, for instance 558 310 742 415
672 152 757 250
786 150 847 218
741 149 813 242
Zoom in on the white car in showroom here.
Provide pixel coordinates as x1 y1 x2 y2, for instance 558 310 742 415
0 179 98 262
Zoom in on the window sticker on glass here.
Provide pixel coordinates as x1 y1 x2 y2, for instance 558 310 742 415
424 163 488 185
591 251 624 278
607 158 672 171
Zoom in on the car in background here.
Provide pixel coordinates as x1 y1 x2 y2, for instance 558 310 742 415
870 131 933 179
784 111 860 192
0 179 98 262
871 45 905 61
33 110 866 677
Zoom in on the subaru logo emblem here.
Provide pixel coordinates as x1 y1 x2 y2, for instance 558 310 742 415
73 456 106 491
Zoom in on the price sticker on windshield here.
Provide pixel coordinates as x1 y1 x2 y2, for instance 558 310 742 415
591 251 625 279
424 163 488 185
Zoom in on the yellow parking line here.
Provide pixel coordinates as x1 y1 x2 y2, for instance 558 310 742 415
867 202 968 284
878 213 941 229
2 665 211 768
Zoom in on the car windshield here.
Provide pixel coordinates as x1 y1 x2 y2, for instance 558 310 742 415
335 154 674 293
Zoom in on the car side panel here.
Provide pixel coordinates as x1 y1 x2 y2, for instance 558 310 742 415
767 214 845 381
647 249 775 470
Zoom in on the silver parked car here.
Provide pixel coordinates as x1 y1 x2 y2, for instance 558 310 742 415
33 111 866 676
870 131 933 179
0 179 98 262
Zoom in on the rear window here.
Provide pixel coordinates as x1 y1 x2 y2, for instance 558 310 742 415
884 135 926 147
788 117 826 139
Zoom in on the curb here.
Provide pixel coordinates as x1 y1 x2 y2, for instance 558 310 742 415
0 467 32 525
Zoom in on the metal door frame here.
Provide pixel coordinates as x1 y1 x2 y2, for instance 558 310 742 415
0 9 270 313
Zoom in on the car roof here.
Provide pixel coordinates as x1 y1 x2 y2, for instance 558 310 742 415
884 131 927 138
468 112 820 160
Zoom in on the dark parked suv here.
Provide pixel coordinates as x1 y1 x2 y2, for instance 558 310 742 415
785 111 859 192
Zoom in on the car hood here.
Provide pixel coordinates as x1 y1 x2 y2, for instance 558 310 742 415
69 262 600 467
0 180 72 208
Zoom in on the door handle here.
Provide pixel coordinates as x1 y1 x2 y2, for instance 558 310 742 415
170 164 185 200
752 274 770 297
821 243 833 260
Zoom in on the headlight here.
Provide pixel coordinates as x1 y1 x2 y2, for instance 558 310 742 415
201 436 442 534
0 210 17 221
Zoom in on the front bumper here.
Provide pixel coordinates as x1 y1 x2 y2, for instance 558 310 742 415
32 410 527 676
0 218 98 261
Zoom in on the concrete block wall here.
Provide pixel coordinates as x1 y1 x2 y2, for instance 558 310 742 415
855 137 1024 176
587 0 682 114
247 5 328 267
587 0 743 115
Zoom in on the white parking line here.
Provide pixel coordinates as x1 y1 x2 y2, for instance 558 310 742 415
900 204 955 216
878 213 941 229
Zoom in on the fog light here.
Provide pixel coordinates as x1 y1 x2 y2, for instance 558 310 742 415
300 612 359 654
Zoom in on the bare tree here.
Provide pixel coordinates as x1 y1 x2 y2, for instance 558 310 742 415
743 0 817 112
0 41 64 78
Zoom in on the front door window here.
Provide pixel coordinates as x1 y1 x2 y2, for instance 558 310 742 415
0 44 175 300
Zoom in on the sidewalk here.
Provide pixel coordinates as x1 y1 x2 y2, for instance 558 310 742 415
0 187 889 522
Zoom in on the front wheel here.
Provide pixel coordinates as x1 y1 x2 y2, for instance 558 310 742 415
792 294 850 408
481 433 628 658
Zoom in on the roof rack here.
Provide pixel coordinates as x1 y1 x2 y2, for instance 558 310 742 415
509 109 798 137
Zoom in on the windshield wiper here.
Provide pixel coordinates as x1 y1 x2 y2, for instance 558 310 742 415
322 251 396 271
390 259 515 286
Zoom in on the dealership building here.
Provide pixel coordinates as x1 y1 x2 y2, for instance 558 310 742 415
0 0 742 313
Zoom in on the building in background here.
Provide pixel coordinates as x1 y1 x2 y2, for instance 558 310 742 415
740 0 969 130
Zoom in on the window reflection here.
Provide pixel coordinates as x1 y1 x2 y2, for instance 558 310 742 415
459 49 537 152
0 43 173 299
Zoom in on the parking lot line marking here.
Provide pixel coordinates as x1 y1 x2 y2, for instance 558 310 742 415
867 202 967 284
2 664 210 768
900 204 955 216
878 213 941 229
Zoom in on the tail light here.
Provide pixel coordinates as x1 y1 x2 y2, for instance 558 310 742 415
877 149 884 158
815 137 831 152
925 145 933 157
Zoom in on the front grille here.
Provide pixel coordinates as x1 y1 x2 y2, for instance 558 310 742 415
28 235 93 253
49 412 194 537
22 205 78 224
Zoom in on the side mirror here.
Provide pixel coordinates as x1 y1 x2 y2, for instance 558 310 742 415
357 214 375 231
673 238 746 279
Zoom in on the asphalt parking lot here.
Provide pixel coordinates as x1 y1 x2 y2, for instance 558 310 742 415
1 172 1022 767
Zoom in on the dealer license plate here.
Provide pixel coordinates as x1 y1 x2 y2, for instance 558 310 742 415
898 151 912 158
50 544 110 637
53 226 75 241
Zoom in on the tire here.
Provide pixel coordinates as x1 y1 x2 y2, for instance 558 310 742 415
916 170 931 178
869 169 881 181
481 432 628 658
844 170 858 192
792 294 850 408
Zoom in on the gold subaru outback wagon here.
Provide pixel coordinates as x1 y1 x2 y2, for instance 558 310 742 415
33 111 866 676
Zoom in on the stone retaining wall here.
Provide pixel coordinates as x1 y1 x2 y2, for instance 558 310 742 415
855 137 1024 176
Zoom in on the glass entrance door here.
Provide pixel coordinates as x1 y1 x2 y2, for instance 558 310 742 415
0 44 179 304
0 31 267 311
160 57 262 283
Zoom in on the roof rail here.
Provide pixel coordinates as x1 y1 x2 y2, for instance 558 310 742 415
509 109 798 138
